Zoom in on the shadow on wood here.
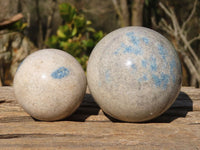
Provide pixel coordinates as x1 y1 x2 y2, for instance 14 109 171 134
148 92 193 123
64 94 101 122
32 91 193 123
104 92 193 123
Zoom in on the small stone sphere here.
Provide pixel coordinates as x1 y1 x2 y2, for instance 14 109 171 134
14 49 87 121
87 27 182 122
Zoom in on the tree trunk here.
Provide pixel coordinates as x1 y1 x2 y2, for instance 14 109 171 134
36 0 43 49
131 0 144 26
119 0 130 26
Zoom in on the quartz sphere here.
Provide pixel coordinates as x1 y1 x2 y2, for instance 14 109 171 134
87 27 182 122
14 49 87 121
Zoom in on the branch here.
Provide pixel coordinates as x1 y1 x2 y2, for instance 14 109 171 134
181 51 200 83
0 52 11 60
181 0 197 31
169 8 179 37
159 2 179 37
157 0 200 86
159 2 172 18
112 0 123 20
179 30 199 66
189 34 200 44
159 18 174 36
159 2 199 69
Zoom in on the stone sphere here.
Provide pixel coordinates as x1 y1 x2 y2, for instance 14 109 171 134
87 27 182 122
14 49 87 121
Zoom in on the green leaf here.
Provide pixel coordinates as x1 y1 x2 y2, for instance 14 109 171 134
86 20 92 25
72 27 77 36
74 16 86 29
46 35 59 48
60 41 68 49
145 0 149 6
82 39 94 48
8 20 27 32
57 25 72 39
57 29 66 38
93 31 104 42
46 3 105 71
59 3 77 22
86 27 95 32
21 23 27 30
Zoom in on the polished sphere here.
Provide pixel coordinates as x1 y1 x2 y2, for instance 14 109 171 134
14 49 86 121
87 27 182 122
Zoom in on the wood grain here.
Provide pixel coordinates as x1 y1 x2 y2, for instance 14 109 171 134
0 86 200 149
0 13 23 26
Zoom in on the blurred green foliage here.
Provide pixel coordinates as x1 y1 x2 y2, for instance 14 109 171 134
8 21 27 32
46 3 104 70
0 20 27 32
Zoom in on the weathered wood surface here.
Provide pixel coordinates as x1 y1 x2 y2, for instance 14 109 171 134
0 13 23 26
0 86 200 149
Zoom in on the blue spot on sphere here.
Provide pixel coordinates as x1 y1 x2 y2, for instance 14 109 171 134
114 48 120 55
126 32 139 46
150 56 157 72
131 64 137 71
105 70 111 82
170 59 177 83
142 37 149 44
51 67 70 79
158 44 168 61
138 74 148 82
121 43 142 55
141 60 148 68
152 73 169 90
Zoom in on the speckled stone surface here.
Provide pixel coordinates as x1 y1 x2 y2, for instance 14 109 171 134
87 26 182 122
14 49 87 121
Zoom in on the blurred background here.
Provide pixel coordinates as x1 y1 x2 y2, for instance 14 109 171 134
0 0 199 87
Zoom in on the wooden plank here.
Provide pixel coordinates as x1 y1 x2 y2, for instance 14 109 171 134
0 86 200 149
0 122 199 149
1 86 200 124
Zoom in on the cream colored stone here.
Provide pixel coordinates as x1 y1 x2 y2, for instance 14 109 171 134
87 27 182 122
14 49 86 121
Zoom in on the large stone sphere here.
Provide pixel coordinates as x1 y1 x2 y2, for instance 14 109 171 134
14 49 86 121
87 27 182 122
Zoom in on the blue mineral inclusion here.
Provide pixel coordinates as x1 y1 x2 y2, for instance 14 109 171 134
131 64 137 72
158 44 168 61
142 37 149 44
112 32 174 90
113 32 149 56
105 70 111 82
121 43 135 54
170 59 177 83
114 48 120 55
121 43 142 55
150 56 157 72
51 66 70 79
141 60 148 68
152 73 169 90
126 32 139 46
138 74 148 82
